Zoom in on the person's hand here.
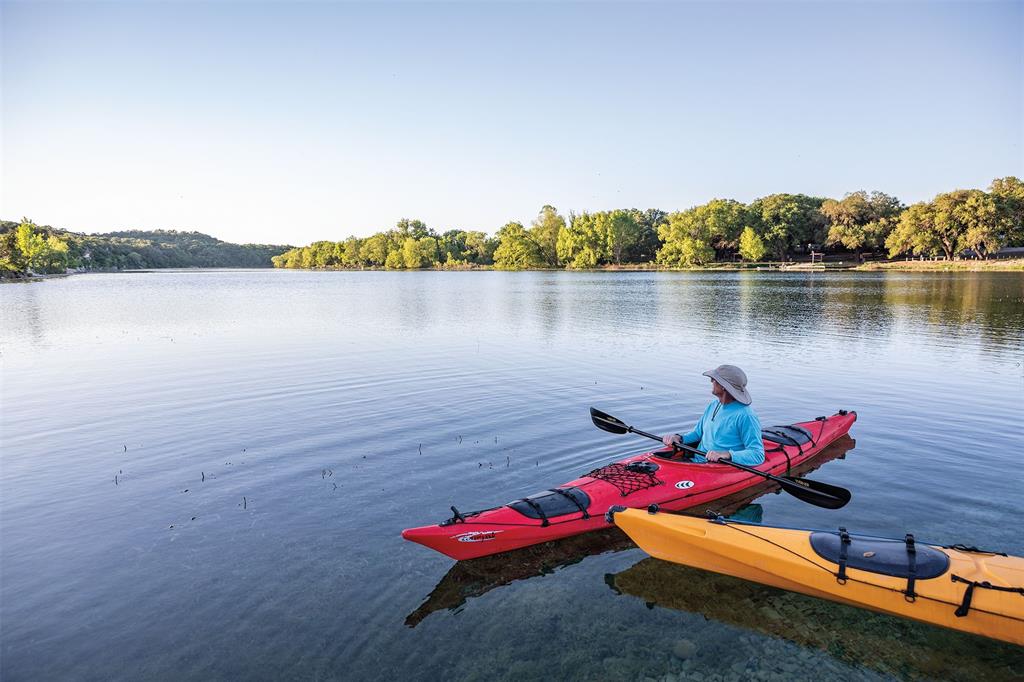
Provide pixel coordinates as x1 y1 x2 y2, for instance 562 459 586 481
662 434 682 447
706 450 732 462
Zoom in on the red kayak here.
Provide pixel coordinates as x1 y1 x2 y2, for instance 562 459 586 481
402 410 856 560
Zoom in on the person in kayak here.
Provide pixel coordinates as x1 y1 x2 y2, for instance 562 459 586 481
661 364 764 466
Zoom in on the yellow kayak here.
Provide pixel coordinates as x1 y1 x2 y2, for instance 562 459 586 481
608 507 1024 645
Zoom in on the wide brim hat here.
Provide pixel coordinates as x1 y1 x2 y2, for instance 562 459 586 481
702 364 752 405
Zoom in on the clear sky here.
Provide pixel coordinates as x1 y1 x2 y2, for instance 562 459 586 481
2 1 1021 246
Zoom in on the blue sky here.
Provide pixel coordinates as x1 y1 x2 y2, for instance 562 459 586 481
2 1 1021 246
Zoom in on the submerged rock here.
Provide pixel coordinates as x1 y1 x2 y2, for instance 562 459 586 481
672 639 698 660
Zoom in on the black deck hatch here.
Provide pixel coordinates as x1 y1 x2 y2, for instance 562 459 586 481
508 487 591 520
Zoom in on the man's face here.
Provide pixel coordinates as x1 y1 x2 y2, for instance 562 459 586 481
711 378 726 401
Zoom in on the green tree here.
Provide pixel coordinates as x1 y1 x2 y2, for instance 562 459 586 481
656 236 715 266
395 218 432 240
957 191 1007 258
887 203 940 259
601 210 642 265
556 212 606 269
1 221 29 273
822 191 902 257
529 205 564 267
885 190 1004 260
623 209 667 263
401 236 438 268
400 237 419 268
439 230 468 263
308 241 338 267
42 235 70 272
656 199 749 264
463 231 496 264
989 176 1024 246
16 221 47 271
493 222 542 270
738 226 767 262
341 237 363 266
748 194 826 260
361 233 391 266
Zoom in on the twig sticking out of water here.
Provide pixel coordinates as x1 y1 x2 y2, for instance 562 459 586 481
506 456 510 467
243 496 247 509
202 472 205 482
123 444 127 452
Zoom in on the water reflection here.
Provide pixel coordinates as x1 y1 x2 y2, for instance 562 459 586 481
880 273 1024 352
530 274 564 340
405 436 855 627
3 272 1021 362
0 279 46 348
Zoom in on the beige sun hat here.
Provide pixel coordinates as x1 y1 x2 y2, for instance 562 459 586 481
702 364 752 405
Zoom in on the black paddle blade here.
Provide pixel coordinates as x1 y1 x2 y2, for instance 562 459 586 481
781 476 851 510
590 407 630 435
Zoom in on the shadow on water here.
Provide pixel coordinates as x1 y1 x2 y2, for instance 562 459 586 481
405 435 857 628
607 556 1023 682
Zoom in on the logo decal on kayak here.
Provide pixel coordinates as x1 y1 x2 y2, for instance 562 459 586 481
453 530 503 543
675 480 695 490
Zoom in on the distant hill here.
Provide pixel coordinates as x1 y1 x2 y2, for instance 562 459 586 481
1 221 293 275
93 229 293 268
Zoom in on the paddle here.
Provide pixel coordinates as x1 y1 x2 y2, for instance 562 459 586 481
590 407 851 510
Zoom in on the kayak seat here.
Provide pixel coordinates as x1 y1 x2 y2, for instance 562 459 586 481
508 487 591 520
810 531 950 579
762 425 813 445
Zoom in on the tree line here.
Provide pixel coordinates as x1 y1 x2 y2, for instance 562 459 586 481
272 176 1024 270
4 176 1020 277
0 222 292 277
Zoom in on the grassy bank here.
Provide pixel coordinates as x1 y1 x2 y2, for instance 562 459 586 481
595 259 1024 272
851 258 1024 271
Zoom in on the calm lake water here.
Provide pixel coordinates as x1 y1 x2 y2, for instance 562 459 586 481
2 270 1022 681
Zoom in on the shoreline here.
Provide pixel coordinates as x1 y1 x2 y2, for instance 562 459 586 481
4 258 1023 282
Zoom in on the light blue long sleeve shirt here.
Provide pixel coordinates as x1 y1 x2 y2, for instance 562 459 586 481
680 400 765 466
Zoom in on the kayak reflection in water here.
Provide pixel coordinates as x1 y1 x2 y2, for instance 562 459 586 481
725 503 763 524
662 364 765 466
